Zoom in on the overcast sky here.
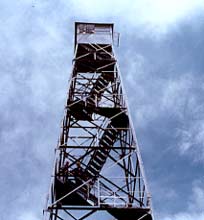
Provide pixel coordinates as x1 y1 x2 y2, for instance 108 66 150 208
1 0 204 220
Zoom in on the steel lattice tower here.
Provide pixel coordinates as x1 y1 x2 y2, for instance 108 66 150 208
43 22 153 220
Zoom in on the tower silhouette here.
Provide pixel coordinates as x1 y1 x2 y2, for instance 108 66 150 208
43 22 153 220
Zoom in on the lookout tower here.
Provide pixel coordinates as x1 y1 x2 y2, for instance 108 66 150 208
43 22 154 220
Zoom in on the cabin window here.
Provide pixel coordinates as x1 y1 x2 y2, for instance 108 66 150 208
78 24 95 34
95 25 110 33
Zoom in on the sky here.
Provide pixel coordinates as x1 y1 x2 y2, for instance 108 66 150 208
0 0 204 220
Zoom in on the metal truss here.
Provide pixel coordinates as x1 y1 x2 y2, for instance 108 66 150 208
43 36 153 220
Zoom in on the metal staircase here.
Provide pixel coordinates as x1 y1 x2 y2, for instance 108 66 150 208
84 123 117 182
86 72 114 106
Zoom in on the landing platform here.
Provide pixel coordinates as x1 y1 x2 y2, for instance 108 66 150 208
68 99 129 127
107 207 152 220
54 178 152 220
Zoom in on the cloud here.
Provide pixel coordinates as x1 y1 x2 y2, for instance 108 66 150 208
17 211 38 220
161 74 194 117
125 60 195 128
177 120 204 161
125 54 204 161
1 1 204 220
138 0 204 26
70 0 204 35
157 182 204 220
162 213 204 220
188 182 204 211
174 79 204 162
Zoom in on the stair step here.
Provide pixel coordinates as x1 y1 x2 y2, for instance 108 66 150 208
87 167 98 175
103 132 116 140
93 155 106 163
89 162 100 170
98 77 107 84
86 155 108 177
100 140 111 147
94 155 106 164
90 158 103 167
91 156 106 166
105 135 115 142
95 84 104 91
84 122 118 186
102 78 109 84
91 159 102 168
92 88 100 94
94 78 108 89
97 149 109 157
86 97 95 105
86 169 96 177
103 135 114 144
88 166 98 174
108 128 117 133
98 78 108 86
81 185 87 192
87 166 97 174
89 165 100 173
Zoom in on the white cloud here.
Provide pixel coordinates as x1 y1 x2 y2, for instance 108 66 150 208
177 117 204 162
126 59 204 161
157 182 204 220
140 0 204 25
161 74 193 117
162 212 204 220
189 182 204 211
127 64 195 128
178 121 203 146
160 75 204 161
17 211 38 220
130 70 204 161
70 0 204 34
